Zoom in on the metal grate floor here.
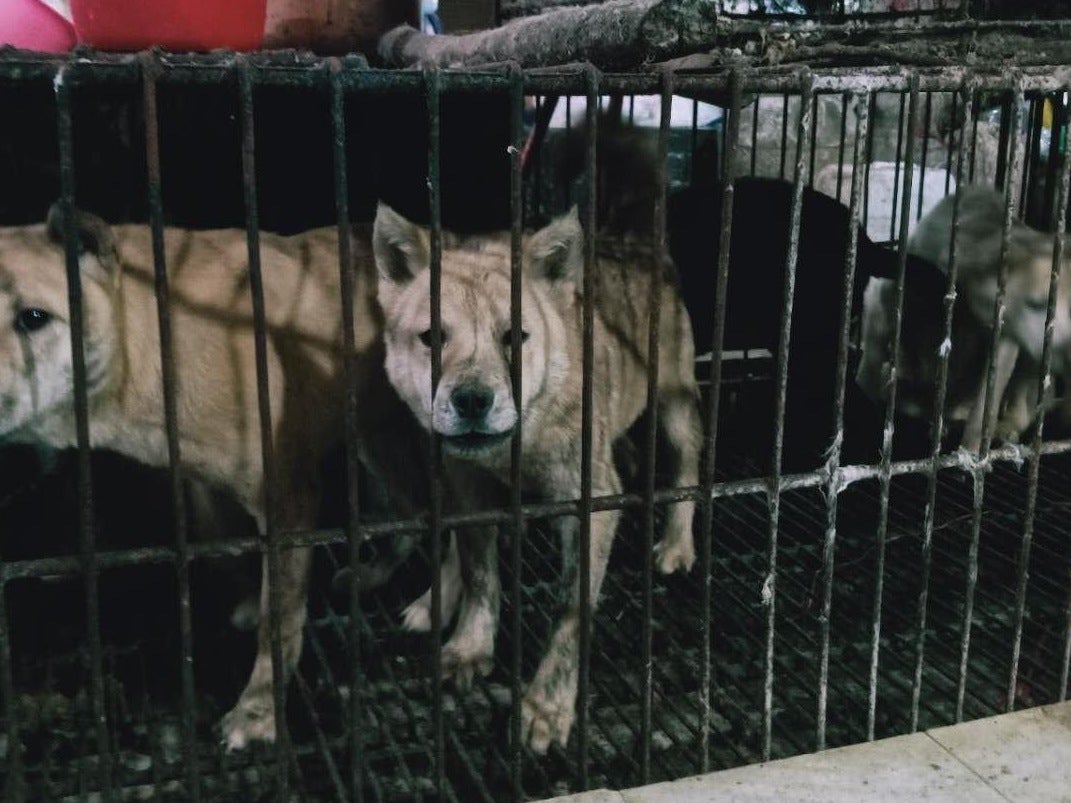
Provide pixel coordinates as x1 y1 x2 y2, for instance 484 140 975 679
5 442 1070 801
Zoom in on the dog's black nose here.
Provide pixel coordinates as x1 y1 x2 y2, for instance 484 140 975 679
451 386 495 421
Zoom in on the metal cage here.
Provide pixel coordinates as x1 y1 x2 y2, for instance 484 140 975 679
0 46 1070 803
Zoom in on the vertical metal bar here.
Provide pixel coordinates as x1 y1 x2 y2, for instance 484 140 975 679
995 92 1012 191
638 69 672 786
1007 87 1071 714
54 63 113 802
815 87 869 753
807 92 819 187
764 70 814 762
917 92 934 221
139 52 200 803
863 93 878 240
968 101 980 184
328 58 366 803
836 93 849 203
945 91 958 196
889 92 907 242
867 76 920 743
1044 95 1065 228
780 93 791 180
1021 96 1041 214
750 96 760 177
577 63 599 790
0 569 17 798
912 79 976 734
236 58 290 796
507 62 525 803
699 68 742 774
423 64 446 801
957 79 1024 723
690 98 699 185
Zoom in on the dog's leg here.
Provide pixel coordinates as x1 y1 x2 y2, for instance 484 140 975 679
221 464 317 751
440 524 500 689
653 388 701 574
221 544 312 750
962 337 1020 452
522 457 620 754
994 363 1040 444
402 532 464 632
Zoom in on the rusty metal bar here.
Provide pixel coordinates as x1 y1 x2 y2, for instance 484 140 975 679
3 437 1069 583
836 93 849 203
327 57 367 803
637 69 672 785
957 78 1025 723
1007 88 1071 712
10 56 1071 95
815 85 868 753
54 63 114 802
508 61 526 803
236 57 291 794
782 93 792 181
917 91 934 221
699 66 742 774
912 77 976 733
868 75 920 742
423 63 446 801
764 69 815 761
576 62 599 791
139 51 201 802
889 92 908 241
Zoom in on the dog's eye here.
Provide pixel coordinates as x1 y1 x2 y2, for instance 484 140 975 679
501 329 530 348
15 308 52 334
1025 297 1049 313
418 328 448 348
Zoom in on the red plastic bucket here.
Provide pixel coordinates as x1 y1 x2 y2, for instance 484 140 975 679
71 0 266 52
0 0 76 52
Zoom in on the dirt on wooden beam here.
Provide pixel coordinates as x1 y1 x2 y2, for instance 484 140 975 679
378 0 726 69
379 1 1071 74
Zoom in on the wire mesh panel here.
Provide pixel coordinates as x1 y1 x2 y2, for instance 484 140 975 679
0 50 1070 803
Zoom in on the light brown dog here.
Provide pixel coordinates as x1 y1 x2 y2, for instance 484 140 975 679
372 202 701 752
0 208 407 750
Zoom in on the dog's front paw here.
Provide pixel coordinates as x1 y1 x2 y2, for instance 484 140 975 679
654 535 696 575
220 694 276 752
441 635 494 691
401 596 432 633
521 680 577 753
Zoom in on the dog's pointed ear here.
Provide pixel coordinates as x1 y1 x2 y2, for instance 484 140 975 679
373 202 429 292
526 206 583 285
46 203 117 264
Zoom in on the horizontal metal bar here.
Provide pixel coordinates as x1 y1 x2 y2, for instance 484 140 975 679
2 51 1071 94
5 439 1065 581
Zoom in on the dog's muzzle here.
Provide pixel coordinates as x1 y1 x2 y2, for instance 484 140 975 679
440 383 513 456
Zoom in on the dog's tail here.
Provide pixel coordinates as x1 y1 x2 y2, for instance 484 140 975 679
555 102 662 237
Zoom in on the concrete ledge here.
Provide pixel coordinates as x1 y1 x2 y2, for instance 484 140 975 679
543 702 1071 803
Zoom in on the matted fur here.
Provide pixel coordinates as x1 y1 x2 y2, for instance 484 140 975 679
373 203 701 752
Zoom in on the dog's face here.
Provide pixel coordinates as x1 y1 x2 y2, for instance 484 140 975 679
1008 252 1071 374
373 204 578 460
964 233 1071 374
0 206 119 438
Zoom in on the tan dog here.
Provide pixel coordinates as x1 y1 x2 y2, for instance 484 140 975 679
0 207 403 750
372 203 701 752
857 186 1070 450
